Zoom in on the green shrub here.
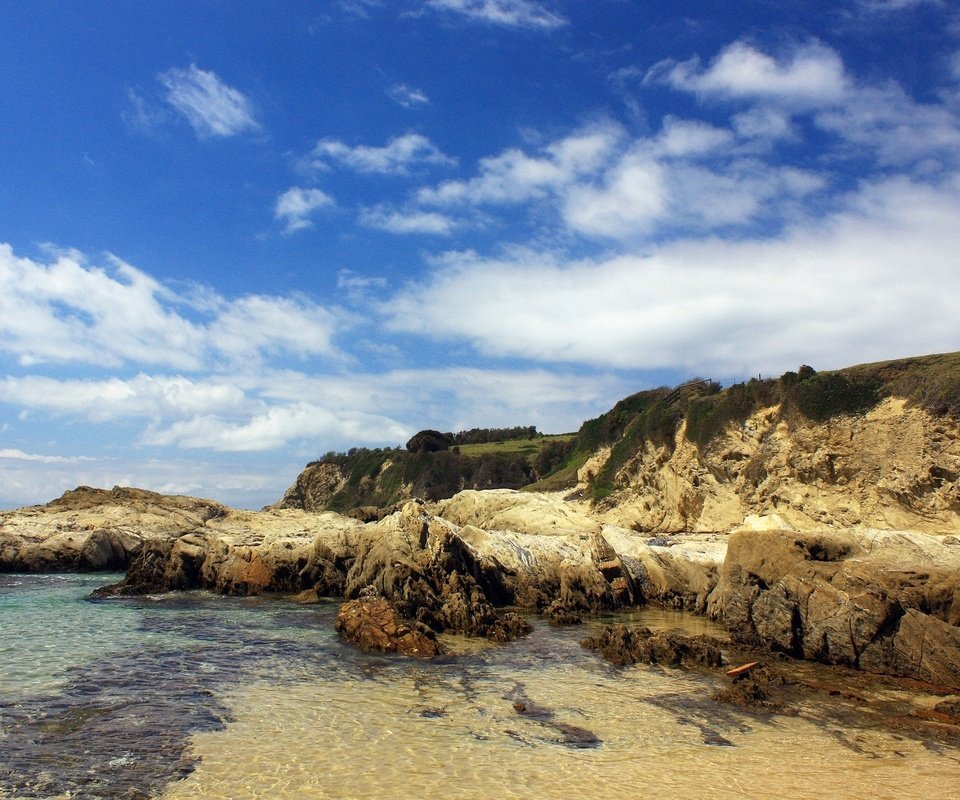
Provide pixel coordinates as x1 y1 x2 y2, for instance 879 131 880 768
789 372 882 422
685 378 779 448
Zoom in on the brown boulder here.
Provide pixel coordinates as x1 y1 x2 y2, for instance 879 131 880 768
335 596 443 657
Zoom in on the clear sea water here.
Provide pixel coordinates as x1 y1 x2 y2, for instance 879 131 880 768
1 573 958 800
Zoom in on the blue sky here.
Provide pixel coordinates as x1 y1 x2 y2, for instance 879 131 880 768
2 0 959 509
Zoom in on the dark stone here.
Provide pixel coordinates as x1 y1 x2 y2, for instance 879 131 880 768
581 624 724 669
544 600 583 626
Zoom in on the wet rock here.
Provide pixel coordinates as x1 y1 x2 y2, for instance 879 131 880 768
544 600 583 625
335 596 443 657
712 665 788 711
581 624 724 669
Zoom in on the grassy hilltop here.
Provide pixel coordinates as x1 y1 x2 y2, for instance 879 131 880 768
284 352 960 513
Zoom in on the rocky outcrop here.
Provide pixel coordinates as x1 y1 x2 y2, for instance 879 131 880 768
601 526 724 612
0 486 227 572
93 508 364 597
269 462 347 512
597 398 960 534
6 476 959 683
342 500 532 641
707 528 960 687
335 595 443 657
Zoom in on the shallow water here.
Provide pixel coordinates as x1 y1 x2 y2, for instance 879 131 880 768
1 574 958 799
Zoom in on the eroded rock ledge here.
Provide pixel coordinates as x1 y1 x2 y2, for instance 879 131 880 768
2 486 959 690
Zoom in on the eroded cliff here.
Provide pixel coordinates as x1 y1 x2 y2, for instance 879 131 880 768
591 397 960 534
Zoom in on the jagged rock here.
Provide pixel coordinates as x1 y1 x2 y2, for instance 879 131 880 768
342 501 529 641
708 528 960 687
601 527 724 611
335 596 443 657
544 600 582 625
582 624 724 668
432 489 602 536
269 462 346 512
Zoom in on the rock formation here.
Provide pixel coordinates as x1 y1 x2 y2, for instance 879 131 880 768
595 397 960 534
707 528 960 687
0 486 227 572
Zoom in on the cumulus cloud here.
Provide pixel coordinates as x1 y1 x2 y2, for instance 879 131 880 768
0 374 246 421
649 39 960 170
425 0 566 29
310 133 455 174
0 245 347 369
274 186 336 232
414 115 824 240
158 64 259 138
650 40 848 107
383 175 960 375
410 40 960 241
141 402 410 452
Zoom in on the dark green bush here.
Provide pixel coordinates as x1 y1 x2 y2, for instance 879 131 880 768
789 372 882 422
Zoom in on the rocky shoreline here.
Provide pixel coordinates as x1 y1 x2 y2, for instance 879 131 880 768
3 484 959 699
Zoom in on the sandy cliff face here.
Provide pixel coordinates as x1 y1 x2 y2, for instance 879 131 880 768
596 397 960 534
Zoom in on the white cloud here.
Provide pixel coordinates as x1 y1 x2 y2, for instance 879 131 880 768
649 39 960 171
310 133 454 174
0 449 94 464
388 83 430 108
274 187 336 233
651 40 848 107
0 244 347 370
815 83 960 167
158 64 259 138
0 245 204 369
418 122 624 206
858 0 943 10
383 175 960 375
0 374 246 421
359 205 457 235
562 154 666 237
414 117 823 240
141 402 411 452
425 0 566 29
206 295 345 361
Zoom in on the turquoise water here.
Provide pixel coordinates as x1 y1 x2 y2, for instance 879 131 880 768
2 574 959 800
